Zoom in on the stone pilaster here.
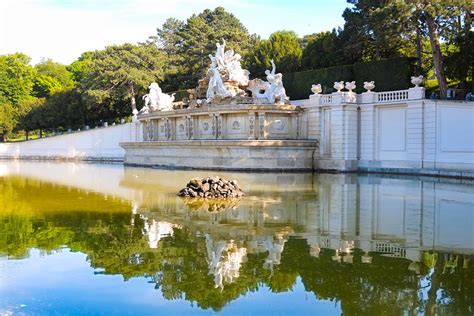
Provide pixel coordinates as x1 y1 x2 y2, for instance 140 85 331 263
359 103 375 161
216 114 223 139
258 112 266 140
248 112 256 140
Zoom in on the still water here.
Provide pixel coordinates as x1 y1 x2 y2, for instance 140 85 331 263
0 162 473 315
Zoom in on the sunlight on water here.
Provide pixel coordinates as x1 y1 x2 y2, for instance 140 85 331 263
0 161 473 314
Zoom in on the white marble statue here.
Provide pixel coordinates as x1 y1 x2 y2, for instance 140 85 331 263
271 73 288 105
206 65 231 101
411 75 423 87
226 53 250 86
247 79 270 98
363 81 375 92
206 40 250 100
215 39 226 70
262 59 288 104
140 82 175 113
311 84 322 95
334 81 345 92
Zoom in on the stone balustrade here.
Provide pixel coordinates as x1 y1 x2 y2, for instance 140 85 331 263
376 89 409 103
309 86 423 106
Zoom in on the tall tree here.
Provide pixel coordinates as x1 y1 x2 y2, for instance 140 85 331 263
0 53 36 106
0 102 16 140
155 7 258 90
32 59 74 98
68 52 93 83
410 0 472 98
301 30 343 70
248 30 303 75
80 43 166 116
339 0 412 62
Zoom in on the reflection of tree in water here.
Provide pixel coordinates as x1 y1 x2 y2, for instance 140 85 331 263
2 208 473 313
1 176 473 313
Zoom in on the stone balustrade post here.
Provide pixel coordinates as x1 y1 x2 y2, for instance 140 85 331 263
331 92 344 105
361 91 376 104
309 94 321 106
408 87 425 100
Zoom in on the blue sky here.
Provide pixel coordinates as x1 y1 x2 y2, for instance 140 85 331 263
0 0 350 64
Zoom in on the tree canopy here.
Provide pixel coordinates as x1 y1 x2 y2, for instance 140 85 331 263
156 7 258 90
0 4 473 140
247 30 303 76
79 42 167 118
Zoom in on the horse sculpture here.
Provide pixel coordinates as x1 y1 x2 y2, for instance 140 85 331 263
140 82 175 114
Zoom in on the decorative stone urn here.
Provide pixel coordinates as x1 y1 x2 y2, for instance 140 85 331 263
345 81 356 92
411 75 423 87
363 81 375 92
344 81 357 103
333 81 344 92
311 84 322 95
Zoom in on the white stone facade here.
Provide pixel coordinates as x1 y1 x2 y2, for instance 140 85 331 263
305 87 474 178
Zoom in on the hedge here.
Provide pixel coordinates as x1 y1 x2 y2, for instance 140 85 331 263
283 57 417 100
172 89 189 102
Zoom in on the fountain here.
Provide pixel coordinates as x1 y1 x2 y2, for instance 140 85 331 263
120 40 318 171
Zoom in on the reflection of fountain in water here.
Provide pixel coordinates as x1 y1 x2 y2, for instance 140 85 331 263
205 234 247 289
262 235 287 274
142 217 181 249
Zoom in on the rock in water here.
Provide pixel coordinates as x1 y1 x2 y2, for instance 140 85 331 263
177 176 245 199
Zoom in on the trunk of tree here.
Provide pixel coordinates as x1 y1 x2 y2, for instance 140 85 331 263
415 21 422 75
26 130 29 140
39 129 43 138
425 12 448 98
129 83 137 115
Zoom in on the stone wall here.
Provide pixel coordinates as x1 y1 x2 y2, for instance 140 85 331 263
0 122 141 161
306 87 474 178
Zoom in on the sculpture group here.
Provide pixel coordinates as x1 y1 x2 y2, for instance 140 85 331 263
140 82 175 114
138 41 426 115
139 39 289 114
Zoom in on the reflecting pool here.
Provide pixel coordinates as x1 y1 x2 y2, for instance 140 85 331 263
1 162 473 315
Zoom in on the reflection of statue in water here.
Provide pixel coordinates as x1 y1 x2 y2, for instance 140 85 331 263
141 217 180 249
263 235 287 274
140 82 175 113
205 234 247 290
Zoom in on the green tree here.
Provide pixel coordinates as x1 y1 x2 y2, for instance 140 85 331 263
15 97 46 139
79 43 167 116
339 0 412 62
156 7 258 90
68 52 93 83
32 58 74 98
410 0 473 97
248 30 302 76
0 53 36 105
301 30 343 70
0 102 16 139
